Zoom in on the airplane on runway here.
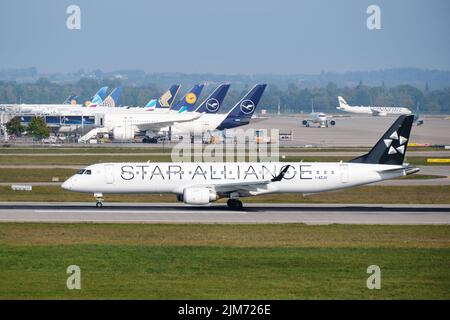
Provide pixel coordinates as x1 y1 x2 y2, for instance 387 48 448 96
337 96 412 116
62 115 418 210
302 101 335 128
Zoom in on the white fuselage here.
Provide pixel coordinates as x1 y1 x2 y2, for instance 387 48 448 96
0 103 163 116
303 112 334 128
157 113 226 135
62 161 406 197
102 111 201 131
338 105 412 116
310 112 328 123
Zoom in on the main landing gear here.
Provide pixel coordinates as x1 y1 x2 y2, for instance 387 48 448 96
227 199 243 210
94 193 104 208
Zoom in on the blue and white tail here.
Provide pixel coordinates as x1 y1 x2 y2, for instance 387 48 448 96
194 83 230 114
216 84 267 130
100 87 122 107
85 86 108 107
171 84 205 112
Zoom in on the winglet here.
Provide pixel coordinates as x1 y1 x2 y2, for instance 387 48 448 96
271 165 292 182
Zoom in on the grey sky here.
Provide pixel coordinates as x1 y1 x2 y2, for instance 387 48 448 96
0 0 449 74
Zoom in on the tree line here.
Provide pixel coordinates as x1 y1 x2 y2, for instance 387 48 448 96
0 78 449 114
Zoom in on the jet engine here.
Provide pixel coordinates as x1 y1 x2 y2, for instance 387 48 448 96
302 120 308 126
330 120 336 126
182 187 218 205
112 126 135 141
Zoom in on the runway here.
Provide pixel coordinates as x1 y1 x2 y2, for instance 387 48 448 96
0 202 449 225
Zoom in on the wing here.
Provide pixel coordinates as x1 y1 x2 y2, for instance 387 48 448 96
370 108 387 116
185 165 292 194
135 113 202 132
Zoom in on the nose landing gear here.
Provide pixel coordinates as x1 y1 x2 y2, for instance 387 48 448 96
94 193 104 208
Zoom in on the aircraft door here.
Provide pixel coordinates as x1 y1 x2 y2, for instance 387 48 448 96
340 163 348 183
105 164 114 184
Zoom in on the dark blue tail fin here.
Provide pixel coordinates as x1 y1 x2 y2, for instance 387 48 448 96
171 84 205 111
194 83 230 113
217 84 266 130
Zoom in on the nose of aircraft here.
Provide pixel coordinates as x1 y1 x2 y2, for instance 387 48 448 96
61 177 74 190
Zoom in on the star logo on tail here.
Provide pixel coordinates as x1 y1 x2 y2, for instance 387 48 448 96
385 130 408 155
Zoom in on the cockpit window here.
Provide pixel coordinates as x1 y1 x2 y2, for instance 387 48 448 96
85 170 92 175
76 169 85 175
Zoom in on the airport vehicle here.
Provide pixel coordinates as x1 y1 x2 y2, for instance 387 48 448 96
62 115 418 209
337 96 412 116
413 105 424 126
302 102 335 128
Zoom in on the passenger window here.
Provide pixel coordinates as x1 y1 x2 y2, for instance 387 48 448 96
85 170 92 175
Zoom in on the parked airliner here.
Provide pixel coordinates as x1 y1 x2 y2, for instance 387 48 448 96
150 84 266 139
62 115 418 210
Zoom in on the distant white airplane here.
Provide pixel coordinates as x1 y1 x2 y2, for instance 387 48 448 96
62 115 418 210
302 102 335 128
337 96 412 116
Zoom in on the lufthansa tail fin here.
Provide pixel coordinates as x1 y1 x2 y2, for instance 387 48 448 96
350 115 414 165
216 84 266 130
194 83 230 113
171 84 205 111
63 95 78 105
